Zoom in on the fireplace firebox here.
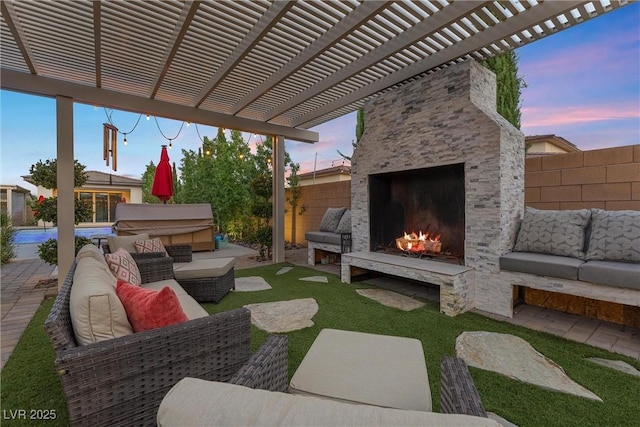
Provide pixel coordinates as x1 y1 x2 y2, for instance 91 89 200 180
369 163 465 260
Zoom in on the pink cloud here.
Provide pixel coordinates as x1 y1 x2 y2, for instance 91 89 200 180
522 103 639 128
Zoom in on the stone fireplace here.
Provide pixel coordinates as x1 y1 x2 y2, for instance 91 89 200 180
344 60 524 317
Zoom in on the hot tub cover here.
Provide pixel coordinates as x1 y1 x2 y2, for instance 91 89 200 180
112 203 214 236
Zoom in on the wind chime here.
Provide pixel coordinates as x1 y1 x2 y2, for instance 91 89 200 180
103 123 118 171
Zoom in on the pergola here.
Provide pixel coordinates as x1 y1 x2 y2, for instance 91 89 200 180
1 0 628 278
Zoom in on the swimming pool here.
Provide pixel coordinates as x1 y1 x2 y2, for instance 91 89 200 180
14 227 114 244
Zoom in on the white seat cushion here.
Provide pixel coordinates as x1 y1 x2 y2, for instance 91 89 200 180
289 328 432 411
172 258 235 280
158 379 499 426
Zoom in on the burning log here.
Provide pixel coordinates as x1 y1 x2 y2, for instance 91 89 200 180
396 231 442 254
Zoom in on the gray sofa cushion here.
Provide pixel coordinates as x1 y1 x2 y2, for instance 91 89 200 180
305 231 342 246
499 252 585 280
578 261 640 290
514 207 590 258
335 209 351 234
319 207 347 233
585 209 640 262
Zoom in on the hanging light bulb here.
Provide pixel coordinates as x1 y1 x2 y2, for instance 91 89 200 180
186 121 191 127
169 141 173 149
146 114 150 120
123 135 128 146
205 149 211 156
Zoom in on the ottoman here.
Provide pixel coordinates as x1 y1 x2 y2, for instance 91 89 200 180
289 328 431 411
173 258 235 303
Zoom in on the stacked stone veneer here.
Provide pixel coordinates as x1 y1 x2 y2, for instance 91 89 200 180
351 60 524 317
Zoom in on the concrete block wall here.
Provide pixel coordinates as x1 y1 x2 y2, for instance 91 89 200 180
525 145 640 211
284 181 351 244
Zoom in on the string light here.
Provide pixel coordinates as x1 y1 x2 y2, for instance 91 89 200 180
146 115 150 120
186 122 191 127
103 109 142 147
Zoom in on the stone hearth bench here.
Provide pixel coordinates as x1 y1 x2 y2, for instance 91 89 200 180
341 251 474 317
499 207 640 311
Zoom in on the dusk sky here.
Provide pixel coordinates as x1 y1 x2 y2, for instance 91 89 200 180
1 2 638 193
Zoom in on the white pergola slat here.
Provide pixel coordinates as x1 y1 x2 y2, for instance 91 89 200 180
1 0 630 139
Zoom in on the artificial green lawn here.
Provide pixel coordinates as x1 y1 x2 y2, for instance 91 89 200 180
2 263 639 426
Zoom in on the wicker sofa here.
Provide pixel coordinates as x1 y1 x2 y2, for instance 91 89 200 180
44 248 288 427
157 357 495 426
103 234 235 303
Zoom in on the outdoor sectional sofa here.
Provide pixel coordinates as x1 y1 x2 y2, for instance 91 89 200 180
44 244 288 426
500 207 640 306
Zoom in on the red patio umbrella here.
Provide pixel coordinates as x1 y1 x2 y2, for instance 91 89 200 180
151 145 174 203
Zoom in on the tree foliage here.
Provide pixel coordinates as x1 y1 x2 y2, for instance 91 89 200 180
482 51 525 129
28 159 88 189
141 161 160 204
1 212 16 265
28 158 92 225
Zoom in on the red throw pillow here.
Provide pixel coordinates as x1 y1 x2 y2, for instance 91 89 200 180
116 280 188 332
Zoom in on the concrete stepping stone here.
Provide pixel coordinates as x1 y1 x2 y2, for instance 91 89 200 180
276 266 293 275
243 298 319 333
234 276 272 292
456 331 602 401
299 276 328 283
586 357 640 377
356 289 425 311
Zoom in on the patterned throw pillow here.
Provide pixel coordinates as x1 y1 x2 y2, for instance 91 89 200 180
514 207 591 258
134 238 168 256
319 207 347 233
116 280 188 332
335 209 351 234
585 209 640 262
105 248 142 286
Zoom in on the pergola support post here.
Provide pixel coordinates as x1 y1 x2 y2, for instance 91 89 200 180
272 135 285 263
56 95 74 285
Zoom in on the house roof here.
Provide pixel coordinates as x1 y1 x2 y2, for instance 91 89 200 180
22 170 143 188
84 171 143 187
525 134 580 153
1 1 628 143
298 165 352 180
0 184 33 195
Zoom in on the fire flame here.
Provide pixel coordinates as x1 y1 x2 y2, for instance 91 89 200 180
397 230 442 253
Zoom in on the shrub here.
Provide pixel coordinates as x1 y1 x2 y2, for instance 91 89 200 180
0 212 17 265
37 236 92 265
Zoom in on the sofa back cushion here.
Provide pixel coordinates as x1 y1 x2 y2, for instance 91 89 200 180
107 233 150 253
334 209 351 234
70 257 133 345
514 207 591 258
319 207 347 233
585 209 640 262
76 243 108 267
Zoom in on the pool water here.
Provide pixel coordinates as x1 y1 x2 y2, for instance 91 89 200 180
14 227 114 244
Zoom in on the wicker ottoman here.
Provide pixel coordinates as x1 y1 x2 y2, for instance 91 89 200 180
289 328 431 411
173 258 235 303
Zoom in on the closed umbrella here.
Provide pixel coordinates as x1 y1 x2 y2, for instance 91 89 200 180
151 145 174 203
